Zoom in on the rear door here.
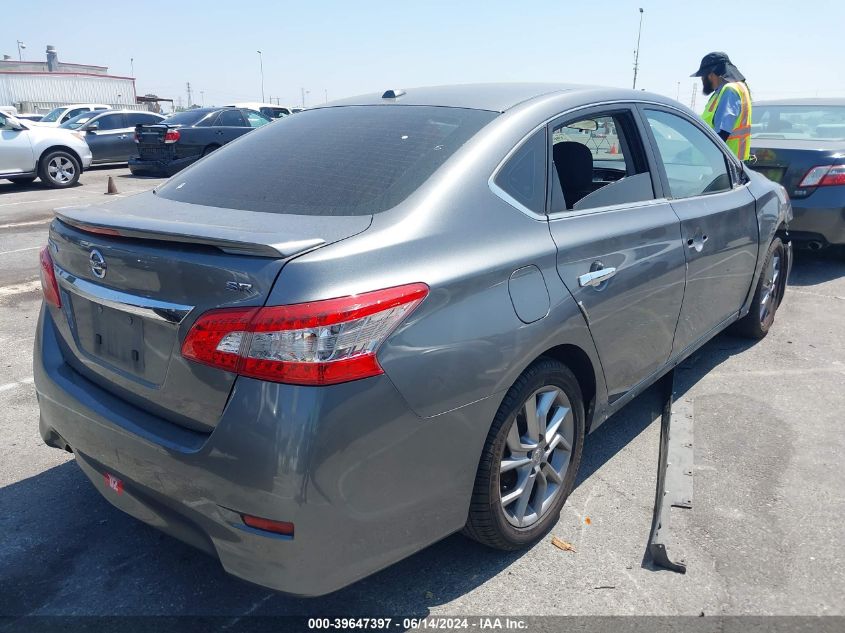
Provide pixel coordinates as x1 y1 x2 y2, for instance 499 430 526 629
212 109 249 144
83 113 127 162
639 106 758 355
545 105 686 403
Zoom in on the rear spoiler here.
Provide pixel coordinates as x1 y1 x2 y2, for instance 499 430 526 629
54 208 324 258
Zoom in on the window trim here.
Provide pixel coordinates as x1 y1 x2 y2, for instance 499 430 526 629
489 127 548 219
489 99 685 220
635 103 748 199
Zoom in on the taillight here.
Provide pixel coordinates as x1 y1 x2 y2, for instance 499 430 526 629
241 514 294 536
39 246 61 308
798 164 845 188
163 129 180 143
181 283 429 385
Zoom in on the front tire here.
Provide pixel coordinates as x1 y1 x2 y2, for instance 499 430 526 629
464 358 585 550
38 150 80 188
734 237 786 339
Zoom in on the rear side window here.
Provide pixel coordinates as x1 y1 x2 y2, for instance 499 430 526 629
644 109 731 198
494 128 547 214
157 106 498 216
216 110 247 127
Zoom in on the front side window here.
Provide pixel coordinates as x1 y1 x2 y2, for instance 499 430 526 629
157 106 497 216
246 111 271 128
494 128 547 214
645 109 731 198
95 114 126 130
551 110 654 212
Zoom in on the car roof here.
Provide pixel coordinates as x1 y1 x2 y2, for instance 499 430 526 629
314 82 685 113
754 98 845 107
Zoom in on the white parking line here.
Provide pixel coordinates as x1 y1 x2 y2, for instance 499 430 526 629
0 376 34 394
0 196 76 208
0 279 40 297
0 219 52 230
0 246 40 256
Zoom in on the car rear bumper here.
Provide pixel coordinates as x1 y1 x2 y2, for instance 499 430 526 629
34 306 498 596
128 154 198 177
788 186 845 246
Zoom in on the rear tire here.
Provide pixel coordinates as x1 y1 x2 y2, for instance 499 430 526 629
7 176 36 185
38 150 80 188
463 358 585 550
202 144 220 157
734 237 786 339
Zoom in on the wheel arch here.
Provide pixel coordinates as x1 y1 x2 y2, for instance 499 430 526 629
38 145 83 169
535 343 599 432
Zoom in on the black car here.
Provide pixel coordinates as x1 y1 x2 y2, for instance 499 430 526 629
61 110 165 164
749 99 845 251
128 107 271 176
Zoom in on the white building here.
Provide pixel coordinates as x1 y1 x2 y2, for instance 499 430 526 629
0 45 138 114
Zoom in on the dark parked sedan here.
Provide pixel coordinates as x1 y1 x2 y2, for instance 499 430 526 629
62 110 165 164
749 98 845 250
36 84 791 596
128 107 271 176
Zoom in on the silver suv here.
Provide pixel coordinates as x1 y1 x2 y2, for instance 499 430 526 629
0 113 93 188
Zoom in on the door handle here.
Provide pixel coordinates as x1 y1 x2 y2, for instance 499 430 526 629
578 267 617 288
118 135 127 139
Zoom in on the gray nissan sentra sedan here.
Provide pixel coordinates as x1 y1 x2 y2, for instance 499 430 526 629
34 83 792 596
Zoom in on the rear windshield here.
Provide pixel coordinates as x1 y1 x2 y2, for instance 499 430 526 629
156 106 497 215
752 105 845 141
162 110 209 126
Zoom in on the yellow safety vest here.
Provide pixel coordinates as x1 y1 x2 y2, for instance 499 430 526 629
701 81 752 160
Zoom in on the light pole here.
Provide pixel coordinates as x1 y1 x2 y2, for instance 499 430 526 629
16 40 26 61
632 8 644 90
200 91 205 107
301 87 310 108
130 57 134 77
257 51 265 102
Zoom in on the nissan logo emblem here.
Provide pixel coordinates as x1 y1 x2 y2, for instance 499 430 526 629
89 249 107 279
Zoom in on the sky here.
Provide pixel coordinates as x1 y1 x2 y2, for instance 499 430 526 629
4 0 844 110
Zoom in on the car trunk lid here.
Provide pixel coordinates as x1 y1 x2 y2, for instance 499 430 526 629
48 192 371 432
749 139 845 198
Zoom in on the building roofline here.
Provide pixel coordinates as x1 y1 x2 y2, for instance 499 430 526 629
0 70 135 81
0 60 108 70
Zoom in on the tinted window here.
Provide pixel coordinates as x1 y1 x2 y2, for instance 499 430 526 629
551 110 654 212
157 106 497 216
62 108 88 122
162 110 208 126
753 105 845 141
126 112 163 126
260 107 288 119
645 110 731 198
215 110 247 127
245 110 270 128
40 107 64 123
494 128 546 214
60 113 98 129
96 114 126 130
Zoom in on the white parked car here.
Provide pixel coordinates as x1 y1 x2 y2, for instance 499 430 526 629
224 102 291 118
31 104 110 127
0 113 93 188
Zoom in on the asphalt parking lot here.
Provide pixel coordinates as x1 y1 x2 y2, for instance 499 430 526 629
0 166 843 618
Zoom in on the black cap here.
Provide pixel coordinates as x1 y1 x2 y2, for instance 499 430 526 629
691 51 746 82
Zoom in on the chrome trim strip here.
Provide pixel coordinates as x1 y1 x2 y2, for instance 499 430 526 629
55 267 193 325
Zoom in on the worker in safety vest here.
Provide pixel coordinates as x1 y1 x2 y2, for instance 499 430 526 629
691 52 752 160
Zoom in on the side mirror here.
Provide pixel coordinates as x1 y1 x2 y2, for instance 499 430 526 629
83 123 99 132
2 116 24 131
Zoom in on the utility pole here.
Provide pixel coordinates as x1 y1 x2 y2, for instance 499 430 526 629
690 82 697 110
257 51 265 102
632 8 644 90
16 40 26 61
186 82 192 108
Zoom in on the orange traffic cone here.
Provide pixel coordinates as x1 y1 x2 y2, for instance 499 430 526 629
609 143 619 155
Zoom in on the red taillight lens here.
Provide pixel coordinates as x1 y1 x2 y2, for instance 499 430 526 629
241 514 294 536
163 129 180 143
39 246 61 308
181 283 429 385
798 164 845 188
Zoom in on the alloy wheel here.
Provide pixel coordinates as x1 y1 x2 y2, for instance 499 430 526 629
759 251 782 324
499 386 575 528
47 156 76 184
